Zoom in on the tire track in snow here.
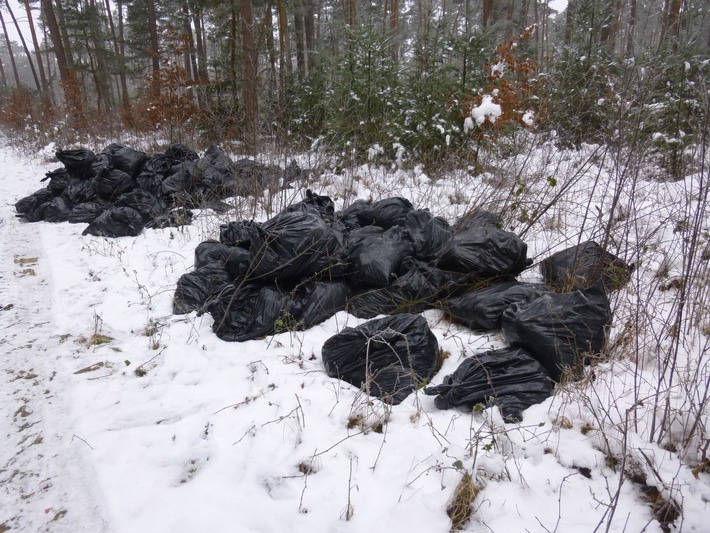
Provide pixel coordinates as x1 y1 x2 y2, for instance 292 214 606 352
0 204 108 531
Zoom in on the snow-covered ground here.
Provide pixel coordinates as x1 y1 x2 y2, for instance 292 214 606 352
1 139 708 532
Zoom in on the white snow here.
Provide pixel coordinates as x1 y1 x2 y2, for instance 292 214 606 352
1 137 708 533
470 95 503 127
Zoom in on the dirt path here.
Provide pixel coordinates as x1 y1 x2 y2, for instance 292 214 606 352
0 181 108 531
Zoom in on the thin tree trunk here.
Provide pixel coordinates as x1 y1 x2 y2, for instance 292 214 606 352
103 0 129 109
192 3 210 88
305 0 315 74
230 0 237 93
390 0 399 63
23 0 49 94
145 0 160 98
0 7 20 87
0 50 6 86
53 0 73 69
5 0 40 92
482 0 492 30
564 0 574 45
294 0 305 79
276 0 288 128
240 0 258 151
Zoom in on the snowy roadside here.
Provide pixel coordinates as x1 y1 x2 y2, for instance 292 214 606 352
1 140 708 533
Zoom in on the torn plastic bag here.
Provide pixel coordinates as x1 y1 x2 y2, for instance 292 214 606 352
357 197 414 228
205 283 289 342
424 347 553 422
164 143 199 163
347 258 455 318
219 220 260 248
42 197 73 223
103 144 147 177
56 149 97 179
67 201 105 224
82 206 146 238
172 264 232 315
41 168 70 195
453 209 502 232
114 190 166 222
501 283 611 381
443 281 547 331
405 209 452 261
285 189 336 222
91 168 135 199
249 210 344 282
540 240 633 292
437 226 530 280
15 189 55 217
286 281 350 329
348 225 414 287
321 313 440 405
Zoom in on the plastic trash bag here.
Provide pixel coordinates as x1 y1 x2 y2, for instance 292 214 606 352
82 206 146 238
337 199 370 228
321 313 440 405
249 210 344 282
164 143 199 163
405 209 453 261
443 281 547 331
219 220 260 248
15 189 54 217
194 241 234 269
501 283 611 381
62 176 96 205
91 168 135 199
172 264 233 315
424 347 553 422
437 226 531 280
205 283 290 342
286 281 350 329
41 168 70 195
56 149 97 178
347 258 455 318
42 197 72 223
143 154 172 175
348 225 414 287
67 201 106 224
285 189 336 222
357 197 414 228
103 143 147 177
114 190 166 222
540 240 633 292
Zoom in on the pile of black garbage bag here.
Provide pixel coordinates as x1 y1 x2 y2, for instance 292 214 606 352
14 143 301 237
174 189 632 420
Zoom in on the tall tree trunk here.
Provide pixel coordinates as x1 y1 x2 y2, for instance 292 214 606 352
5 0 41 92
264 3 277 107
41 0 84 121
230 0 237 93
145 0 160 98
0 50 6 86
625 0 637 56
192 2 210 88
53 0 73 69
276 0 288 129
240 0 258 151
482 0 492 30
305 0 315 74
294 0 306 79
23 0 49 94
390 0 399 63
0 7 20 87
104 0 129 110
564 0 575 45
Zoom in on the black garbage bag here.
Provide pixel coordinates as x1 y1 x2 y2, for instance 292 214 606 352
437 226 531 280
135 171 164 196
285 189 336 222
233 158 283 194
194 240 234 269
164 143 199 163
56 149 97 178
114 190 166 222
42 196 73 223
348 225 414 287
540 240 633 292
321 313 440 405
286 281 350 329
453 209 502 232
357 197 414 228
424 347 554 422
143 154 172 175
347 258 454 318
337 199 370 229
161 162 199 200
92 168 135 199
103 144 147 177
405 209 453 261
224 247 252 280
172 264 233 315
62 176 96 205
219 220 260 248
67 201 106 224
501 283 611 381
82 206 146 238
15 189 55 217
41 168 70 195
205 283 290 342
443 281 547 331
249 210 344 282
194 145 237 200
